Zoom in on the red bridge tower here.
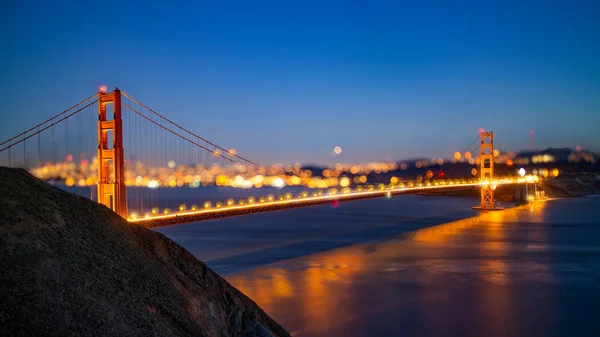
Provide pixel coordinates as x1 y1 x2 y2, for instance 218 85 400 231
97 87 127 218
473 131 503 210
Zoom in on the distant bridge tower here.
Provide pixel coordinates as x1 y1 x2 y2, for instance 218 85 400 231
97 87 127 218
476 131 496 209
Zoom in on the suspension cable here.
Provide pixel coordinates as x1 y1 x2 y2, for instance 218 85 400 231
122 103 236 163
426 133 481 178
0 93 98 147
121 92 256 165
0 99 99 153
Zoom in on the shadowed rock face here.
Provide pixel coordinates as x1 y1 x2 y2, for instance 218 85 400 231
0 167 290 337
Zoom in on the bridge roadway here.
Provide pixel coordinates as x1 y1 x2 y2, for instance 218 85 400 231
130 179 521 228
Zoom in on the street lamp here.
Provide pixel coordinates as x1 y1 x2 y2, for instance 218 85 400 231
518 168 526 177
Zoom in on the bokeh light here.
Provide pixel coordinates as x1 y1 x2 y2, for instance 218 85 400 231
332 146 342 155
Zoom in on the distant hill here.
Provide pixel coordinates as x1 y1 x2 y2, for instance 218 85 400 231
0 167 290 337
540 172 600 197
515 147 596 163
516 148 573 160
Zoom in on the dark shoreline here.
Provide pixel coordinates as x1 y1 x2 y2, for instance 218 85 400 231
418 173 600 200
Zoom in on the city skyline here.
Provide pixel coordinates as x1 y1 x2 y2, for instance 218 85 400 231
2 0 599 165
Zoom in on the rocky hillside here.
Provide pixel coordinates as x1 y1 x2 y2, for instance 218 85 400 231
540 173 600 197
0 167 290 337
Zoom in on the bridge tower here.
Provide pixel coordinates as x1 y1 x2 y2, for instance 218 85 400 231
474 131 497 210
97 87 127 218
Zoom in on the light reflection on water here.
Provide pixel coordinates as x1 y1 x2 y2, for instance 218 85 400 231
226 199 600 337
156 194 482 265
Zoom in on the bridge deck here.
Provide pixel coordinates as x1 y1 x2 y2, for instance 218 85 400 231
129 181 519 228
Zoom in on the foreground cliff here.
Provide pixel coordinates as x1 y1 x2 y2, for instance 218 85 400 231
0 167 290 337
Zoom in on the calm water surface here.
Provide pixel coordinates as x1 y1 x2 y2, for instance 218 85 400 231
155 194 600 337
154 194 482 269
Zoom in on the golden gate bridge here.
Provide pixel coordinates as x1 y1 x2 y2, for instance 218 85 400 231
0 87 535 227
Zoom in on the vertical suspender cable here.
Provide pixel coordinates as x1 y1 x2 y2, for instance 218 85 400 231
126 98 131 214
65 117 69 160
37 126 41 165
144 106 148 215
136 103 140 215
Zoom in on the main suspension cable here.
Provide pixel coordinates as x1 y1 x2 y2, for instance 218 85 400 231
122 103 236 163
121 92 256 165
0 99 99 153
0 93 98 147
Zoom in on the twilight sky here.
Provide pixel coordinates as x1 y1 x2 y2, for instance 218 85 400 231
1 0 599 165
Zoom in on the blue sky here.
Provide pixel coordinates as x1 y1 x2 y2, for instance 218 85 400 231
2 0 599 165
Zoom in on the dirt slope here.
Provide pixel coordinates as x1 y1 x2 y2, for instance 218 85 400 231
0 167 290 337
